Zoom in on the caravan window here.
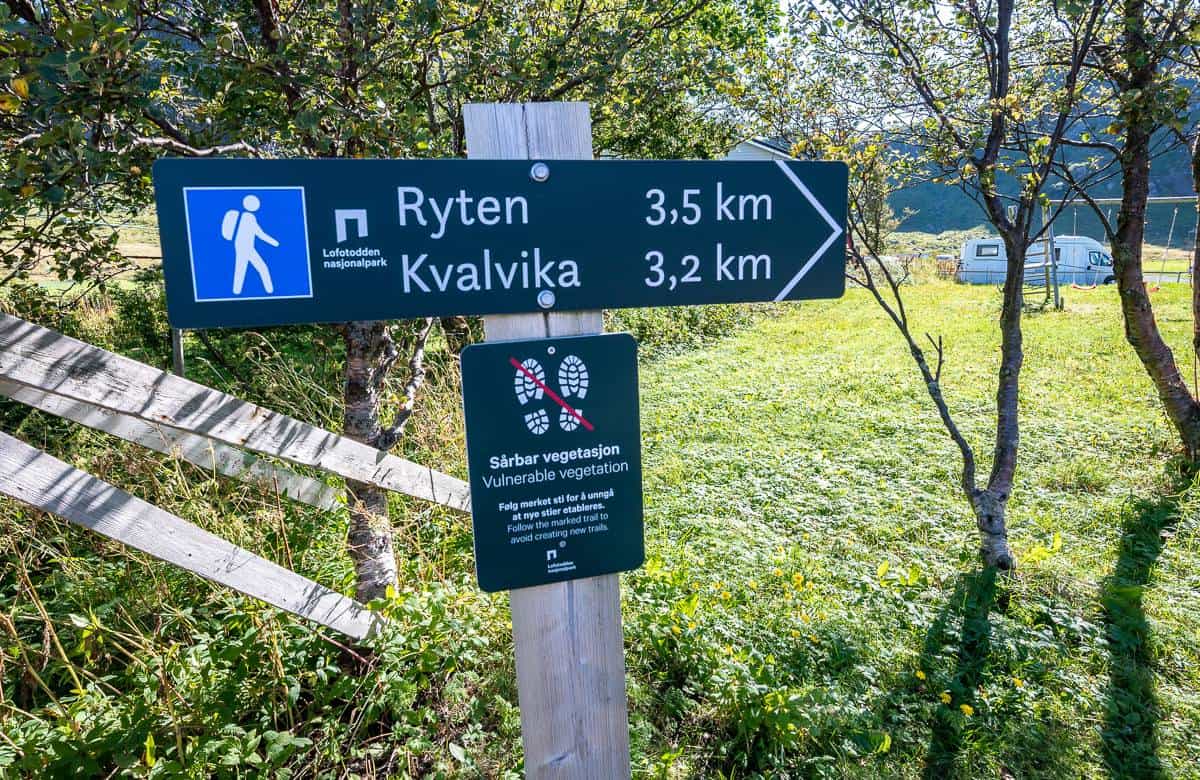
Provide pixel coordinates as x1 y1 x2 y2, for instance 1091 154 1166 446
976 244 1000 257
1089 250 1112 267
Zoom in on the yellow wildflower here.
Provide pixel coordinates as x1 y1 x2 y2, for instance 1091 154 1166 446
1013 677 1025 688
671 625 681 635
721 590 731 601
687 621 696 631
915 670 926 681
939 692 952 705
959 703 974 717
749 580 758 590
773 567 784 577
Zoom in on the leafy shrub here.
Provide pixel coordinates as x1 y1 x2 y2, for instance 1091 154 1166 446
108 272 172 368
0 281 84 336
608 303 779 357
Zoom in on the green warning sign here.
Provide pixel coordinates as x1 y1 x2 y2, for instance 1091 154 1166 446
460 333 643 592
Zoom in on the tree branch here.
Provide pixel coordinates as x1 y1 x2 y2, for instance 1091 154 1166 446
1056 136 1121 157
128 136 259 157
375 318 435 452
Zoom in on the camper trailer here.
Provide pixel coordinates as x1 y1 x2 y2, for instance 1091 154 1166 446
957 235 1113 285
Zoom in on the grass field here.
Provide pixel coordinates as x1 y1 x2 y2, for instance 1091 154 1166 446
3 280 1200 777
634 281 1200 777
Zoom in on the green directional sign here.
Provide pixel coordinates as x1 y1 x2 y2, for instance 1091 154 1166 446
153 158 847 328
460 333 642 592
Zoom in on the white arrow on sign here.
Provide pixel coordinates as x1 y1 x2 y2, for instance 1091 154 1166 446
773 160 844 301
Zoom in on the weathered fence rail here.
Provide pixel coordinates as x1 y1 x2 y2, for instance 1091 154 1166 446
0 379 342 510
0 430 379 640
0 313 470 513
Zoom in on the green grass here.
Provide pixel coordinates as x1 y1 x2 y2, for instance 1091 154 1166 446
630 281 1200 777
1143 248 1194 275
3 280 1200 777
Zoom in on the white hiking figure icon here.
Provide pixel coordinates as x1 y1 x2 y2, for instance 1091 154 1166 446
220 195 278 295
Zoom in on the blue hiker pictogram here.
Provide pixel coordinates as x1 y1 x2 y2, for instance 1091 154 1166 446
183 187 313 302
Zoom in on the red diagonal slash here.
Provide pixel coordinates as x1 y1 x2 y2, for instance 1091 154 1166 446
510 356 595 432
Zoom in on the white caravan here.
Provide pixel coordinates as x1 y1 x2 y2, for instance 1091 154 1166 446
957 235 1114 285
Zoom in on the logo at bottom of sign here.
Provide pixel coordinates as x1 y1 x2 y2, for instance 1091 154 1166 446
461 333 643 592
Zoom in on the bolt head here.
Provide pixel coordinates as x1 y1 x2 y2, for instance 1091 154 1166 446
530 162 550 182
537 289 556 309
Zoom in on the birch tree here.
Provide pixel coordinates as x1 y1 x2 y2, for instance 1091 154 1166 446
778 0 1106 568
1053 0 1200 460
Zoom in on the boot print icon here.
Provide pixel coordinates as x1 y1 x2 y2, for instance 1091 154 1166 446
222 195 278 295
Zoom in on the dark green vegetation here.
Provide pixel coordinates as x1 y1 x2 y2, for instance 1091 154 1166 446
0 0 775 287
889 138 1199 243
3 279 1199 777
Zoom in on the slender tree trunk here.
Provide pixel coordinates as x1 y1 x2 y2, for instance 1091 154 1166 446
342 320 399 602
1111 61 1200 459
966 231 1022 571
252 0 400 602
1191 133 1200 368
332 3 404 603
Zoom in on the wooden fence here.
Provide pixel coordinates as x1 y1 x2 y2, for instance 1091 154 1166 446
0 313 471 640
0 430 379 639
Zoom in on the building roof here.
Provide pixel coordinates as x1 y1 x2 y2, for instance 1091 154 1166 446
750 137 794 155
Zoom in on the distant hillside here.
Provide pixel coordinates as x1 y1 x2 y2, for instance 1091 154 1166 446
890 134 1197 246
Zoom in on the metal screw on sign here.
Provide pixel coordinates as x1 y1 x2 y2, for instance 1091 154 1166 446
537 289 556 309
529 162 550 182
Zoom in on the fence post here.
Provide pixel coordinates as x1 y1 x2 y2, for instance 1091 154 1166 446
1043 203 1062 309
171 328 186 376
463 101 632 779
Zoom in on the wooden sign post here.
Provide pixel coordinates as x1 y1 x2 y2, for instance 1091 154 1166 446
463 102 632 779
